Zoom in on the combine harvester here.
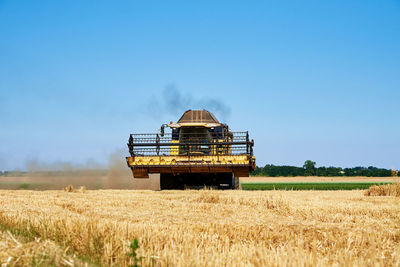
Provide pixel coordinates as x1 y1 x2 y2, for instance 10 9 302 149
126 110 255 189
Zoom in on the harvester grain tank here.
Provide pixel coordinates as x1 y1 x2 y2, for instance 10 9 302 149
126 110 255 189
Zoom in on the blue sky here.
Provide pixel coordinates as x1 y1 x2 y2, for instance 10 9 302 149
0 0 399 170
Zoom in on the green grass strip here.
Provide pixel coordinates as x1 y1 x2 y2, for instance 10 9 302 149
241 182 392 191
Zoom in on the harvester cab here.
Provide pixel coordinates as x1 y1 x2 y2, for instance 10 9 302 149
126 109 255 189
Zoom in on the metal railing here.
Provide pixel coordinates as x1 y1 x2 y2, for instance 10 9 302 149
127 132 254 157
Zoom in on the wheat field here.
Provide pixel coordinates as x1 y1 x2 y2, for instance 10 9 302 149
0 189 399 266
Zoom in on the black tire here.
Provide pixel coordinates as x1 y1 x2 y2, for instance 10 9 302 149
160 173 234 190
160 174 182 190
233 177 240 190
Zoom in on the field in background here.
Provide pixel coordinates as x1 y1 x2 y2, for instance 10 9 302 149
0 170 159 190
0 190 399 266
241 176 400 183
241 176 400 190
1 172 399 190
241 182 393 190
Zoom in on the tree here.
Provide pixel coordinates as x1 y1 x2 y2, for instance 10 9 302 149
303 160 316 176
317 166 326 176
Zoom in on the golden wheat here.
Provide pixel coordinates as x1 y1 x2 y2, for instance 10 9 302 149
0 189 399 266
364 183 400 197
0 228 84 266
64 184 87 193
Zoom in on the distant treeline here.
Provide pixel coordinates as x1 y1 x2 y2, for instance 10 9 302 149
252 160 399 177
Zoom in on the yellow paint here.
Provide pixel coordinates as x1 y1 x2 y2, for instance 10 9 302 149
170 140 179 155
127 155 251 166
217 139 224 154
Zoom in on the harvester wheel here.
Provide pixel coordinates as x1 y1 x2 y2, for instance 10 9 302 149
234 177 240 190
160 174 176 190
160 174 185 190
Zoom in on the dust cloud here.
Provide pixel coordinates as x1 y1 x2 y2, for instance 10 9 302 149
25 158 103 173
105 150 160 190
0 151 160 190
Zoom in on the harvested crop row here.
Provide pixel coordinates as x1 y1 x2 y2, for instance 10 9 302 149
365 183 400 197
